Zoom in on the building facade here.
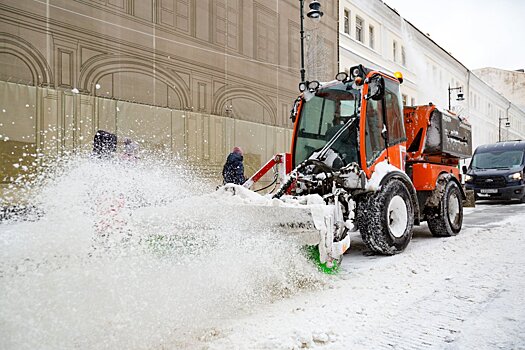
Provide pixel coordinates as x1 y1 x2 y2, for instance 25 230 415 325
339 0 525 154
2 0 524 191
0 0 339 186
473 68 525 112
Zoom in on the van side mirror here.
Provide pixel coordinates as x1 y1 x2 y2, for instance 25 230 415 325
365 75 385 101
462 165 468 174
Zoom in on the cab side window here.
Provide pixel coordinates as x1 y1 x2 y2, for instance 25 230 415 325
364 99 384 165
364 78 406 165
384 80 406 145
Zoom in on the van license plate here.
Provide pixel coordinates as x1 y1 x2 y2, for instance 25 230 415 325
480 189 498 194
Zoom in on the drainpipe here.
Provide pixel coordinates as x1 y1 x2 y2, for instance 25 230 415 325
466 71 471 119
506 101 512 141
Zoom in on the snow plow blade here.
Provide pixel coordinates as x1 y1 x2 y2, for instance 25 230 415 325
129 184 349 271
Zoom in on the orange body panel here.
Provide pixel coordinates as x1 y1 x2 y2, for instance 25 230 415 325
364 143 407 178
290 99 304 157
404 105 436 161
358 81 370 174
411 163 459 191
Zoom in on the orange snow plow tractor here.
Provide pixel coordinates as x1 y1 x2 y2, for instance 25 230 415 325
244 65 472 268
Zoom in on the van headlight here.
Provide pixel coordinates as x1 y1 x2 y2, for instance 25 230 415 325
464 174 473 182
508 172 522 181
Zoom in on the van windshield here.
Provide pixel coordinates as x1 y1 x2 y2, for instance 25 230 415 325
471 150 524 169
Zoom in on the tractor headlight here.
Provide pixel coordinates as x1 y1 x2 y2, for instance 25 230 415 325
308 80 320 92
464 174 473 183
299 81 307 92
508 172 522 181
335 72 348 82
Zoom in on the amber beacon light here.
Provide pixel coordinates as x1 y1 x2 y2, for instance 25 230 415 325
394 71 404 84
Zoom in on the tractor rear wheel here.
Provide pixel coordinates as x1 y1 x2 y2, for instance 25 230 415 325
427 180 463 237
356 178 414 255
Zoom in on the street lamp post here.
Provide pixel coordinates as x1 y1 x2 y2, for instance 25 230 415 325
499 102 513 142
299 0 323 83
448 84 464 111
498 116 510 142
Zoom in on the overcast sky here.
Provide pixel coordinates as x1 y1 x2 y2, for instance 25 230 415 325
383 0 525 71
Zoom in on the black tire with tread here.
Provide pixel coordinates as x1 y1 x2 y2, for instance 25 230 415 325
356 179 415 255
427 180 463 237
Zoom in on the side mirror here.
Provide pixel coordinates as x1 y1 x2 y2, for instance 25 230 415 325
290 97 302 124
366 75 385 101
381 125 388 141
462 165 468 174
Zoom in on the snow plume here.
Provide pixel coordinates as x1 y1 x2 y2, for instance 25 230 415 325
0 154 324 350
399 18 446 108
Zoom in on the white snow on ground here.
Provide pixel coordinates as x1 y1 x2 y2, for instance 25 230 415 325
1 156 524 349
200 204 525 350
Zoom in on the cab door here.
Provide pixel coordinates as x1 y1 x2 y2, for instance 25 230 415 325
360 74 407 178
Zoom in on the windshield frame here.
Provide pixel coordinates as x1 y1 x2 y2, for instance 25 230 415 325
291 82 362 168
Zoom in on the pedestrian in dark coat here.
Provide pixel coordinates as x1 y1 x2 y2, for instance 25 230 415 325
222 146 246 185
92 130 117 158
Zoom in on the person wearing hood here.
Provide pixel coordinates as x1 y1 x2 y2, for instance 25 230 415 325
222 146 246 185
121 137 139 161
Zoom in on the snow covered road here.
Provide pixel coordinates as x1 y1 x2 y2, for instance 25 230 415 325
203 202 525 350
1 157 524 350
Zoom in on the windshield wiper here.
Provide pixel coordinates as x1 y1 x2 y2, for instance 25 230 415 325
317 117 357 160
475 166 510 170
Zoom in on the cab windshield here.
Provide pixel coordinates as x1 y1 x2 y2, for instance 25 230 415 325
471 149 524 169
293 83 360 168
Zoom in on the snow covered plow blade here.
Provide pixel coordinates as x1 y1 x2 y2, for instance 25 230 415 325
129 184 349 272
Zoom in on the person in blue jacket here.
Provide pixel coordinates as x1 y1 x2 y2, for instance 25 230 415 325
222 146 246 184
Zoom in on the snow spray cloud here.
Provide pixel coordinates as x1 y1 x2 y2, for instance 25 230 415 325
0 153 324 350
399 17 447 108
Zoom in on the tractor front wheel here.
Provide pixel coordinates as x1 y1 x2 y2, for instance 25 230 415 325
356 179 415 255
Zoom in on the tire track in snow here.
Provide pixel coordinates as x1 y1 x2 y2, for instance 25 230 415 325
368 282 505 349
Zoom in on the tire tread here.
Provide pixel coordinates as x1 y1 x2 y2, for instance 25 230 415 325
356 179 414 255
427 181 463 237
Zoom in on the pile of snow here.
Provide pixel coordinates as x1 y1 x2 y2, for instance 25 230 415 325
365 160 401 191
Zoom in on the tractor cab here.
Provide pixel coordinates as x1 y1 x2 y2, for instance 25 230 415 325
291 65 407 179
292 81 360 169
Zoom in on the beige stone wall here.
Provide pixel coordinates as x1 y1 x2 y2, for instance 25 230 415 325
0 0 338 120
0 81 292 187
0 0 338 189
